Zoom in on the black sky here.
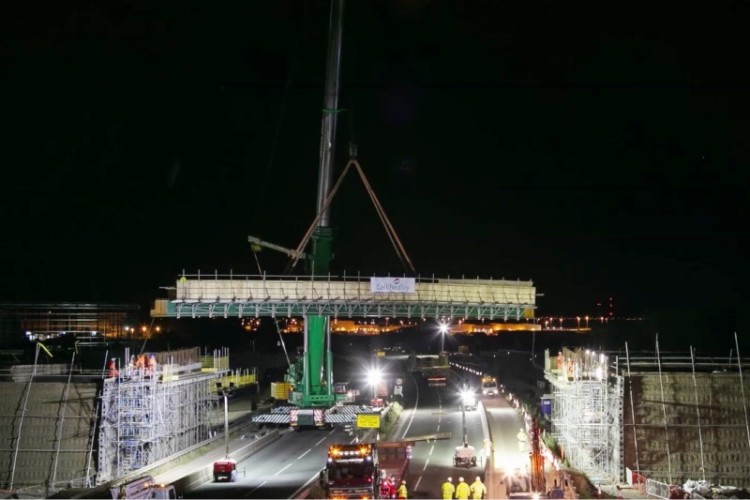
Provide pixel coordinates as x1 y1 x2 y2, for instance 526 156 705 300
1 1 748 337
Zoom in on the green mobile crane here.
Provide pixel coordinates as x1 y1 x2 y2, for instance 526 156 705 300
289 0 343 426
251 0 414 429
249 0 346 429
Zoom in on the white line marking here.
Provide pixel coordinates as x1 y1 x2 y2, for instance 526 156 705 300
429 444 434 456
291 473 320 499
422 458 429 471
315 436 327 446
414 476 422 491
246 480 266 496
273 463 292 476
298 449 311 459
400 374 420 440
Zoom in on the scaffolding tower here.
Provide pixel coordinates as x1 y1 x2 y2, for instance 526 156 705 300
545 348 623 483
97 348 228 484
546 340 750 488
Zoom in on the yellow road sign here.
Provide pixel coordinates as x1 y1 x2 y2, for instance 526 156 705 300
356 414 381 429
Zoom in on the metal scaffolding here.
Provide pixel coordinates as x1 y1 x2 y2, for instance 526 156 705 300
97 348 227 484
546 338 750 489
546 348 623 483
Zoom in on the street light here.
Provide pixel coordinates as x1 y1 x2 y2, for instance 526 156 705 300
438 321 449 352
222 389 229 458
458 386 474 445
367 368 382 401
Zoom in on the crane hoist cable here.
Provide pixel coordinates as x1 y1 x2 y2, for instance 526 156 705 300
250 239 292 368
284 151 416 275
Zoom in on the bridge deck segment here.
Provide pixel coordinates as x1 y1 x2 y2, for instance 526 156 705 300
151 274 536 320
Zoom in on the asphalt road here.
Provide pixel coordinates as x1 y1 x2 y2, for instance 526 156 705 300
182 356 494 499
185 426 353 499
387 370 488 499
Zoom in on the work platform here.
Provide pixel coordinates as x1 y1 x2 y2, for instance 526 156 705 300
151 273 536 320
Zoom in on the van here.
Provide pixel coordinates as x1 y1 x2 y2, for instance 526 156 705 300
213 458 238 482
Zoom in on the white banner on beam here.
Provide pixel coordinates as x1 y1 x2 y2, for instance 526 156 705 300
370 277 416 294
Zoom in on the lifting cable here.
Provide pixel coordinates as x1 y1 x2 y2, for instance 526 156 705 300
251 241 292 368
352 159 416 274
285 150 416 274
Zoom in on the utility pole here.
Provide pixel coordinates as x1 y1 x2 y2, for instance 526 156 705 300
462 383 468 445
223 390 229 458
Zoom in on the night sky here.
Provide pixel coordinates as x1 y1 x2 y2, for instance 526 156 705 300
1 2 748 342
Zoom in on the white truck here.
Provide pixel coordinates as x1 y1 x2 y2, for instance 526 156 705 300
481 375 499 396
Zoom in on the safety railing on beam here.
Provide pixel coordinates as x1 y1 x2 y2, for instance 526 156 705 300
151 272 536 321
170 272 535 305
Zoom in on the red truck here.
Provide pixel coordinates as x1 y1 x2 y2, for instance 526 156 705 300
320 441 412 499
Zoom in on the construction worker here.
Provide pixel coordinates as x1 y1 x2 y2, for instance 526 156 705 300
455 477 470 500
470 476 486 499
147 354 157 377
127 355 137 378
396 479 407 499
379 473 390 498
136 353 146 375
441 477 455 500
107 359 119 378
380 473 395 499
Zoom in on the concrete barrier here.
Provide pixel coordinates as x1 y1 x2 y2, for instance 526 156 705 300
477 401 497 499
52 422 275 498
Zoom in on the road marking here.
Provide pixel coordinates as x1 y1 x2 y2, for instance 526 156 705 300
274 463 292 476
414 475 422 491
400 408 418 440
246 480 266 496
298 449 311 459
422 459 429 471
291 473 320 499
436 424 440 432
429 444 434 456
400 374 419 440
315 436 327 446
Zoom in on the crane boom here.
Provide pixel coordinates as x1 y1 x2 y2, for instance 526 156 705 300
248 235 308 261
285 0 346 426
